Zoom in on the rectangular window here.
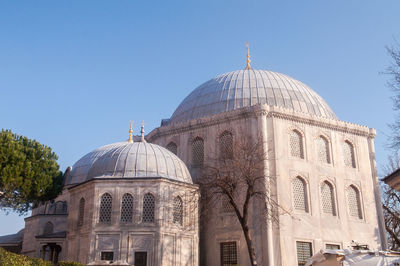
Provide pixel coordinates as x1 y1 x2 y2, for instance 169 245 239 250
296 241 312 266
134 252 147 266
325 244 340 250
220 241 237 266
101 251 114 261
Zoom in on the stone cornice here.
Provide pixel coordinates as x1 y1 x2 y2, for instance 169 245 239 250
147 104 375 141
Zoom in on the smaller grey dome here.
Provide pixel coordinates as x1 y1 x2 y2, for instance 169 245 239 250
67 142 192 185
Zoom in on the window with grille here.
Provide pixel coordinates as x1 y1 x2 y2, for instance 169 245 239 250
78 198 85 227
326 244 340 250
192 137 204 167
43 222 54 235
317 136 330 164
219 131 233 159
343 141 356 168
142 193 155 223
347 185 363 219
292 177 308 213
290 130 304 159
120 193 134 223
173 196 183 225
296 241 312 266
166 142 177 155
321 181 336 216
99 193 112 223
101 252 114 261
220 242 237 266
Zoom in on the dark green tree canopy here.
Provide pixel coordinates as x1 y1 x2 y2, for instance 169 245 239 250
0 129 63 214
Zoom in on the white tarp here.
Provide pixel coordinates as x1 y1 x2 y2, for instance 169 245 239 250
306 249 400 266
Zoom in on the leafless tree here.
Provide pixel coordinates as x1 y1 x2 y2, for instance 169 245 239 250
381 154 400 250
199 132 285 266
385 43 400 149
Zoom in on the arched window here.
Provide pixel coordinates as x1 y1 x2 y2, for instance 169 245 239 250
48 203 56 214
173 196 183 225
347 185 363 219
321 181 336 216
317 136 330 164
55 201 65 214
142 193 155 223
343 141 356 168
290 130 304 159
292 177 308 212
219 131 233 159
121 193 134 223
192 137 204 167
99 193 112 223
62 201 68 214
43 222 54 235
77 198 85 227
166 142 178 155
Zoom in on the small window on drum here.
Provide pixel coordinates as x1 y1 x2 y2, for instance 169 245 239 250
99 193 112 223
166 142 178 155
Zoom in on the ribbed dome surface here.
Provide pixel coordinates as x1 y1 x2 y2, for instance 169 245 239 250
170 70 337 123
67 142 192 185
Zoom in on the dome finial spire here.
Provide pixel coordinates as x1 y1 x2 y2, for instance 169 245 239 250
140 121 146 142
245 42 252 70
127 121 133 143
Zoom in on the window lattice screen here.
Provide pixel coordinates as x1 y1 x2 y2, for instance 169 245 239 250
221 196 234 213
293 177 308 212
78 198 85 226
219 131 233 159
317 137 330 164
290 130 304 158
347 186 363 219
142 193 155 223
220 242 238 266
120 193 134 223
343 141 356 168
321 181 336 216
192 137 204 167
296 241 312 266
99 193 112 223
173 196 183 225
43 222 54 235
166 142 177 155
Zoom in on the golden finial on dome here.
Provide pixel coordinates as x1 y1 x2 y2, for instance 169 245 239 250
245 42 252 70
140 121 146 142
127 121 133 143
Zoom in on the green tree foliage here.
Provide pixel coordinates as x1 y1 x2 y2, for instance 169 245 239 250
0 247 83 266
0 129 63 214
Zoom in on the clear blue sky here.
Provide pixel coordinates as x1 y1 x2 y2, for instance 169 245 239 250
0 1 399 235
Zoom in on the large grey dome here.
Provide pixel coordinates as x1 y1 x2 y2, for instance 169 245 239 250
170 69 337 124
67 141 192 185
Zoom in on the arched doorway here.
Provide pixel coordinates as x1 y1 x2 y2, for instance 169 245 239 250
41 243 61 263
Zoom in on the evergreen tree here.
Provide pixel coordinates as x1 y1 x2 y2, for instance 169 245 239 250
0 129 63 214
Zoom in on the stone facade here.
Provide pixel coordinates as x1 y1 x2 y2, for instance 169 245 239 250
147 103 386 266
12 66 387 266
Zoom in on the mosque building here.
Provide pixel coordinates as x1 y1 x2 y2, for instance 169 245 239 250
0 46 387 266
